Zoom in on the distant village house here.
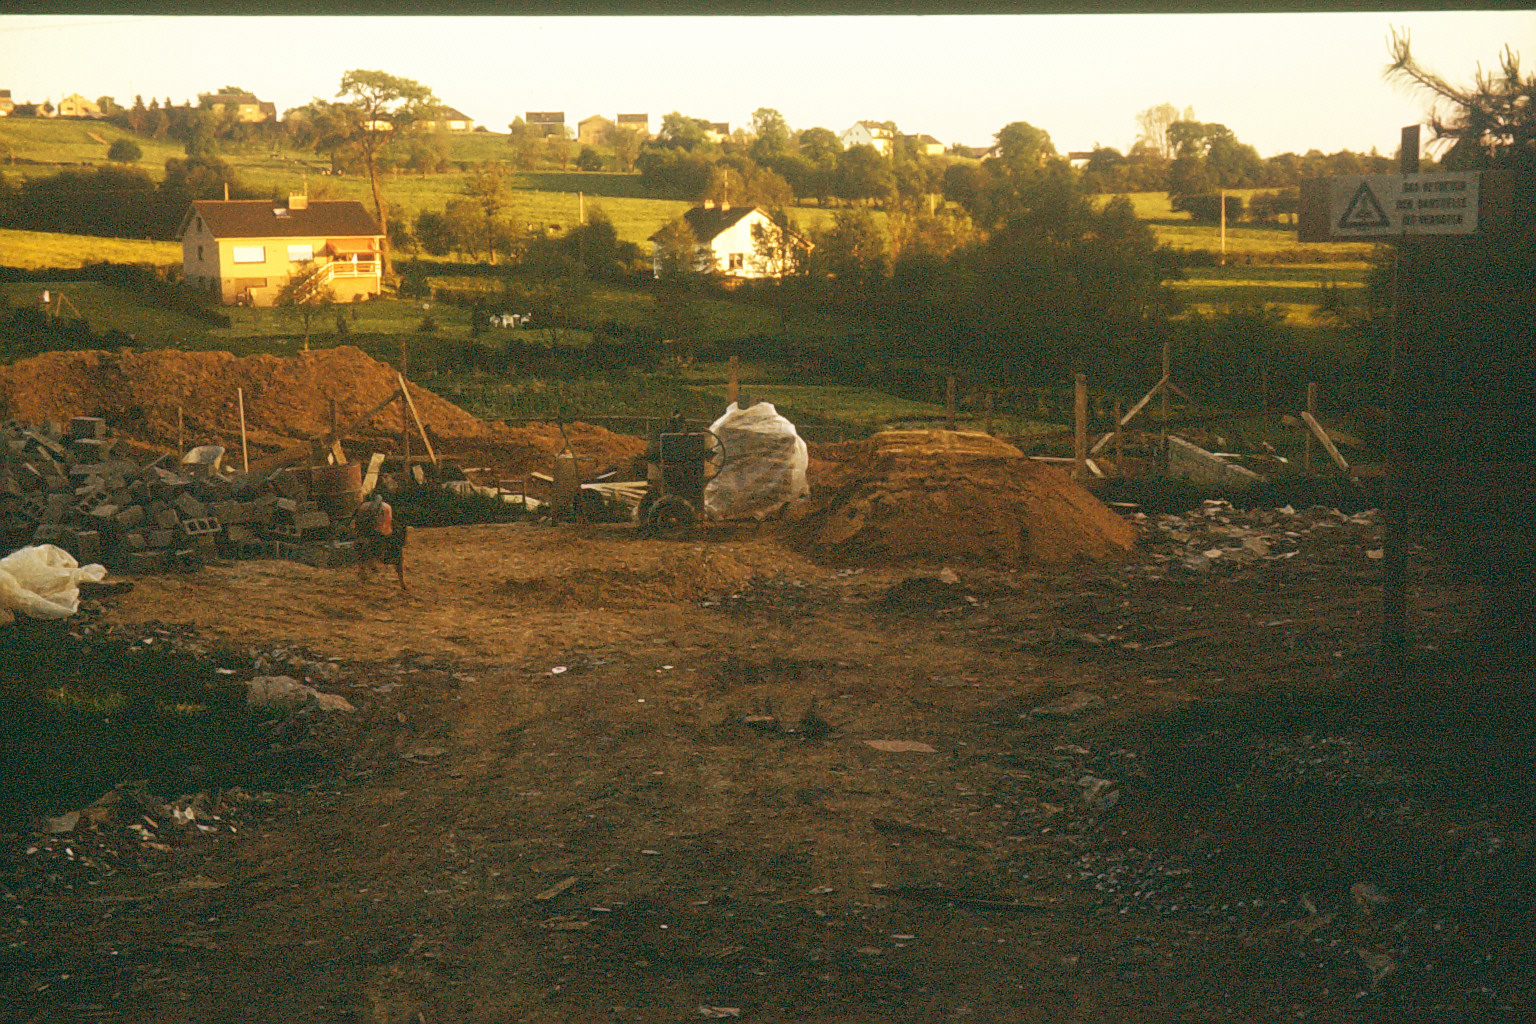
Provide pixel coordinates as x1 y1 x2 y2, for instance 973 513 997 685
197 92 277 124
839 120 895 156
525 111 566 138
56 93 102 119
650 203 811 283
177 195 384 308
576 115 615 146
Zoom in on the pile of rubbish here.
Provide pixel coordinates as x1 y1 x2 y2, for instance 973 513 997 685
1 416 362 576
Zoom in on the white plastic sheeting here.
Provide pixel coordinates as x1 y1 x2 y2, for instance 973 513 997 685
0 544 107 626
704 402 810 520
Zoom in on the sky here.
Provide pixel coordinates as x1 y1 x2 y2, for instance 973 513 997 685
1 12 1531 159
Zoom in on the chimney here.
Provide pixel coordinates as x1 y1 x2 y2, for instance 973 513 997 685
288 192 308 211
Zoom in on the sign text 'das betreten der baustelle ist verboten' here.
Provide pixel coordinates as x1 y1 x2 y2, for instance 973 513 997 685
1329 172 1481 237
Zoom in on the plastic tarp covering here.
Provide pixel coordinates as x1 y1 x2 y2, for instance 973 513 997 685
0 544 107 626
704 402 810 520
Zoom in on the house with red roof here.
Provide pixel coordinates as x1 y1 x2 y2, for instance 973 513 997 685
176 195 384 307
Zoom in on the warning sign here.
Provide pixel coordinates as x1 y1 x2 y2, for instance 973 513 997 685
1328 173 1481 237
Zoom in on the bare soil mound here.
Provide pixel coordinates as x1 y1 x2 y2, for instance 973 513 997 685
789 431 1137 566
0 347 645 479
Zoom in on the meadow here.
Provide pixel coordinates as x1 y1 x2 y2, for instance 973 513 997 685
0 117 1384 443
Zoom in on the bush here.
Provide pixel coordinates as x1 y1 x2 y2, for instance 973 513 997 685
106 139 143 164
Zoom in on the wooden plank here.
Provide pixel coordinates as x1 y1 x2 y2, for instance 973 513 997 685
396 374 438 468
534 876 580 901
361 452 386 496
1300 410 1351 475
1090 376 1165 454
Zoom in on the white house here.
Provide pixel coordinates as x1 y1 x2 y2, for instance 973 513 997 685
649 203 811 282
838 120 895 157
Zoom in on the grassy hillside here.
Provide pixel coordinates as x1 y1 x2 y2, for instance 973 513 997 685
0 228 181 270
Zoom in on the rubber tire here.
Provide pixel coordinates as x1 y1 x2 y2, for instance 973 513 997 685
646 495 697 540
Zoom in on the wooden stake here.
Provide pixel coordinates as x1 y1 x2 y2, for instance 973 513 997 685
177 406 184 452
1113 398 1123 468
946 376 956 431
1160 342 1171 454
984 393 994 436
1300 410 1351 475
397 374 438 467
1074 373 1087 480
728 355 739 406
237 388 248 473
1304 381 1318 472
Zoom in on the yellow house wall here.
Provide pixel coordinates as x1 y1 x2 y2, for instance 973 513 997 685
181 223 381 307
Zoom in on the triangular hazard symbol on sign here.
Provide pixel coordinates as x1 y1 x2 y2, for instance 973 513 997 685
1338 182 1391 230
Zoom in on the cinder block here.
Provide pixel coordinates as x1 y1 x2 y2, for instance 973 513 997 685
122 550 168 574
173 493 206 518
268 523 301 540
292 510 331 532
68 417 106 440
178 516 221 537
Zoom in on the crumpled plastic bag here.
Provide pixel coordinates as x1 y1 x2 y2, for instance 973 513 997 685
704 402 810 520
0 544 108 626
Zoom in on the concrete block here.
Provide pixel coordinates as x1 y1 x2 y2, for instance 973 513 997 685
31 523 66 544
268 522 302 540
276 497 300 514
122 532 146 550
122 550 168 574
224 524 255 543
114 504 145 528
147 529 176 548
155 507 180 529
70 437 113 460
68 417 106 440
179 516 222 537
293 510 331 532
173 493 207 518
68 530 102 564
87 503 118 523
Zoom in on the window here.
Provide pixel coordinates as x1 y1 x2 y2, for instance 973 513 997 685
727 253 745 271
197 245 204 261
232 245 265 264
287 243 314 262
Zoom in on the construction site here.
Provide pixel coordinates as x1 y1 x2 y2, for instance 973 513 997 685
0 345 1530 1024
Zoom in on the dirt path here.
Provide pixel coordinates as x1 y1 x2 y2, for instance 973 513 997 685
3 511 1533 1023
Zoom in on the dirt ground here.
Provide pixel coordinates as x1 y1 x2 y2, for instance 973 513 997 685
3 498 1532 1023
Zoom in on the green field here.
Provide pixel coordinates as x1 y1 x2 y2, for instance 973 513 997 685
0 228 181 270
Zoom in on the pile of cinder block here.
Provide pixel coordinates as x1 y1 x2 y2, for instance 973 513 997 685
1 418 358 574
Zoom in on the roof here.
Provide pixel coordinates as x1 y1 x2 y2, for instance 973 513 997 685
180 200 382 241
434 106 472 121
526 111 565 123
649 205 757 244
201 92 261 105
578 114 615 126
616 113 648 124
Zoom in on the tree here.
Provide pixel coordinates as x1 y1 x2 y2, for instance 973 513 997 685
749 107 791 165
335 69 441 279
413 210 454 257
273 270 335 352
658 112 713 151
835 144 893 205
611 125 643 173
1386 28 1535 170
1133 103 1190 161
991 121 1056 178
505 118 543 171
463 166 511 264
107 139 142 164
575 146 604 171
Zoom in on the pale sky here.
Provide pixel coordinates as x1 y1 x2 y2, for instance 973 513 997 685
1 12 1531 159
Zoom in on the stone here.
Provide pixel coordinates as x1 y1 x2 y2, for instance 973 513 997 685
1029 691 1107 718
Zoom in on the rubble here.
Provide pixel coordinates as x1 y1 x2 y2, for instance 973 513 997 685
0 418 358 576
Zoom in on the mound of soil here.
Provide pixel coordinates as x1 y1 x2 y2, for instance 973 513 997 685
0 347 645 479
789 430 1136 566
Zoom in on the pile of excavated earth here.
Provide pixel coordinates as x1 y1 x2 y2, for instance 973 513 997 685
794 429 1138 565
0 350 1138 570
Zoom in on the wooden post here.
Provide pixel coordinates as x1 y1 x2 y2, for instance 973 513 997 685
1219 189 1227 266
946 376 956 431
1304 381 1318 472
398 375 438 468
1260 364 1269 411
1113 398 1123 468
237 388 248 473
177 406 184 452
1160 342 1171 454
1381 124 1422 671
984 393 994 436
728 355 739 407
1074 373 1087 480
